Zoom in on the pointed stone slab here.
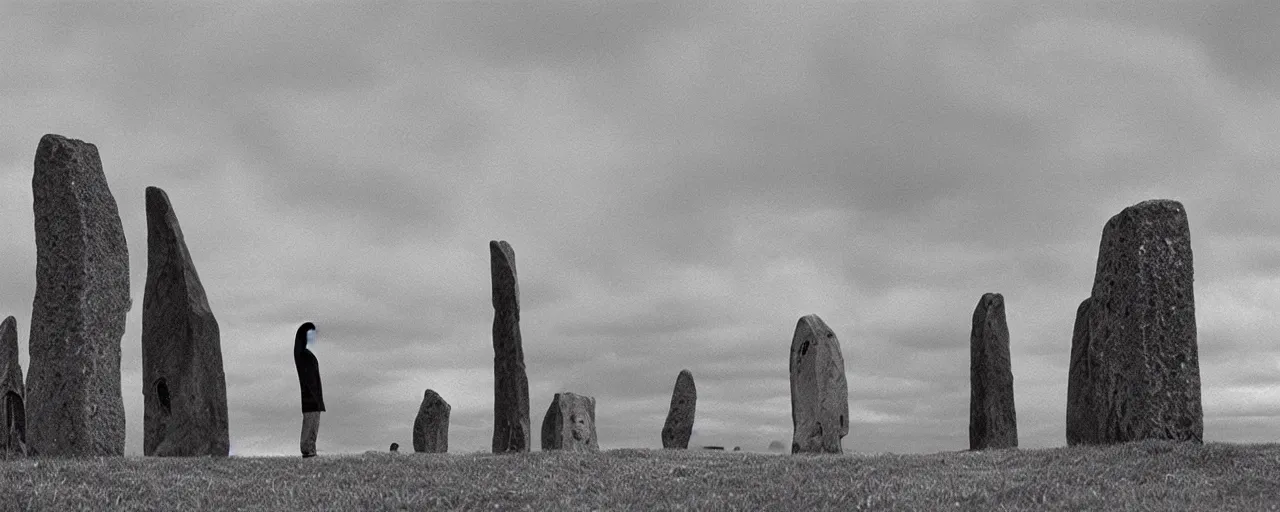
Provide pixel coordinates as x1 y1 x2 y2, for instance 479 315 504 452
540 392 598 452
661 369 696 449
969 293 1017 450
789 314 848 454
1 316 26 457
1066 199 1202 445
142 186 230 456
413 389 450 453
490 240 530 453
27 134 130 457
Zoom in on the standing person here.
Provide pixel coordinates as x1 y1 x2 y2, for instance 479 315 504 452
294 322 324 458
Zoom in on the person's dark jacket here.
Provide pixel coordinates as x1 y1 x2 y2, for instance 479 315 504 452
294 322 325 413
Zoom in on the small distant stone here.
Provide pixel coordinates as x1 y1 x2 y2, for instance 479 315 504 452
732 446 741 452
969 293 1018 450
390 442 399 453
662 369 696 449
540 392 598 452
413 390 450 453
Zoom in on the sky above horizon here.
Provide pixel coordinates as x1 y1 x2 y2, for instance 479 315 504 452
1 1 1278 457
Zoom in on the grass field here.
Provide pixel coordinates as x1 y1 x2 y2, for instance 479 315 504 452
2 440 1278 511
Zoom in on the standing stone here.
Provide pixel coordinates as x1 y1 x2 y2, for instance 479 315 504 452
662 369 696 449
142 186 230 457
789 314 849 454
27 134 130 457
413 389 450 453
540 392 598 452
1065 297 1097 445
1 317 26 457
969 293 1018 450
1066 199 1202 445
490 240 531 453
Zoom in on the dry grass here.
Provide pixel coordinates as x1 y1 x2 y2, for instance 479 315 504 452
2 440 1278 511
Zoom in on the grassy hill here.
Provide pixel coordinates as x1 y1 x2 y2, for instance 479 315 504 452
2 440 1277 510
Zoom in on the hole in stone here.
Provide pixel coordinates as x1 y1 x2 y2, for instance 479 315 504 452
155 378 171 416
799 340 810 356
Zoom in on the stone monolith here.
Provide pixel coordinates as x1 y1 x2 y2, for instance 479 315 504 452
413 389 450 453
1 316 26 457
662 369 696 449
1066 199 1202 445
142 186 230 456
27 134 130 457
789 314 848 454
540 392 598 452
969 293 1018 450
491 240 531 453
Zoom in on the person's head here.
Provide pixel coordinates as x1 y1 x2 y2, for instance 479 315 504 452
295 322 316 351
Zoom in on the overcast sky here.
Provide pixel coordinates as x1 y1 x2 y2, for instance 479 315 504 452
1 1 1278 457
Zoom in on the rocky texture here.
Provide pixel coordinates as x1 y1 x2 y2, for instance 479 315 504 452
490 240 530 453
540 392 598 452
662 369 696 449
789 314 848 454
1066 298 1097 445
970 293 1018 450
413 389 450 453
1066 199 1202 445
1 317 26 457
142 186 230 457
26 134 130 457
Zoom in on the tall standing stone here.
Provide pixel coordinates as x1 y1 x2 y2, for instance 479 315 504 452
1065 297 1097 445
540 392 598 452
491 240 530 453
142 186 230 456
1 316 26 457
27 134 130 457
969 293 1017 450
1066 199 1202 445
662 369 696 449
789 314 848 454
413 389 450 453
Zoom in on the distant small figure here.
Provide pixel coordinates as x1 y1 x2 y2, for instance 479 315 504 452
390 442 399 453
293 322 325 458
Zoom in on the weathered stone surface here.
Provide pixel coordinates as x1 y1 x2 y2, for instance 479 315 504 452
1 316 26 457
413 389 450 453
969 293 1018 450
540 392 598 452
142 186 230 457
491 240 530 453
1066 199 1202 445
789 314 848 454
662 369 696 449
1065 298 1096 445
27 134 130 457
